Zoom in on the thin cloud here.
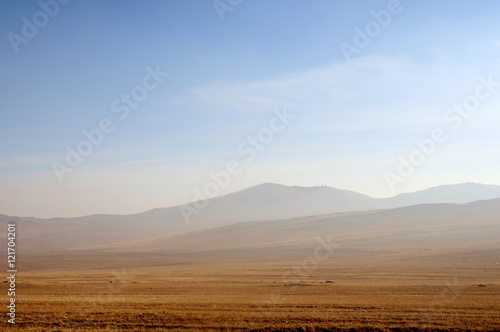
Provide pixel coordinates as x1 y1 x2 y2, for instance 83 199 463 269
175 56 493 132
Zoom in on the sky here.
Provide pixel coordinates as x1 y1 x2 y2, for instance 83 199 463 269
1 0 500 218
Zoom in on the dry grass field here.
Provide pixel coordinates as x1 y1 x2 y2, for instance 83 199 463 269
3 255 500 331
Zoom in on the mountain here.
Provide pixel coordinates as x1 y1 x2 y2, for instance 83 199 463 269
381 182 500 206
145 182 500 227
177 182 379 223
108 198 500 256
2 182 500 256
26 198 500 270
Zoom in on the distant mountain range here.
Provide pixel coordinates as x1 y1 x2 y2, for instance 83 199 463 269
1 182 500 258
176 182 500 225
101 198 500 264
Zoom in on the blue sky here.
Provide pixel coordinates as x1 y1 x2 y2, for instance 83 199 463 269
1 0 500 218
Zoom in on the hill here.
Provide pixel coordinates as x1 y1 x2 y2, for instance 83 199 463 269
2 182 500 257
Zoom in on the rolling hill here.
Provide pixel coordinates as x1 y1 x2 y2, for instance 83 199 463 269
95 198 500 259
2 182 500 258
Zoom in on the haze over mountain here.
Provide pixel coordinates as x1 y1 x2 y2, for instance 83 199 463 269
379 182 500 206
176 182 500 224
2 182 500 257
14 198 500 271
99 198 500 261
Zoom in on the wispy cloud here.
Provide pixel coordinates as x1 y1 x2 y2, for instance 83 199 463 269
175 56 495 132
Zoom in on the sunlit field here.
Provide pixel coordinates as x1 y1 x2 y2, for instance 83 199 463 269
5 257 499 331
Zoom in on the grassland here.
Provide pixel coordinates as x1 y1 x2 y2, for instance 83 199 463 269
3 257 499 331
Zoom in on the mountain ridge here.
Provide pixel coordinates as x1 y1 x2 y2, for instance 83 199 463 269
2 182 499 260
23 198 500 270
3 182 500 221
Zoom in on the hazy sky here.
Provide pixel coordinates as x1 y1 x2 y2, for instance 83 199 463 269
1 0 500 218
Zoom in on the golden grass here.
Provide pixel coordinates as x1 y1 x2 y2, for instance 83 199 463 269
3 259 500 331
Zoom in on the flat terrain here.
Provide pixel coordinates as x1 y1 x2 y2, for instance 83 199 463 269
4 257 500 331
